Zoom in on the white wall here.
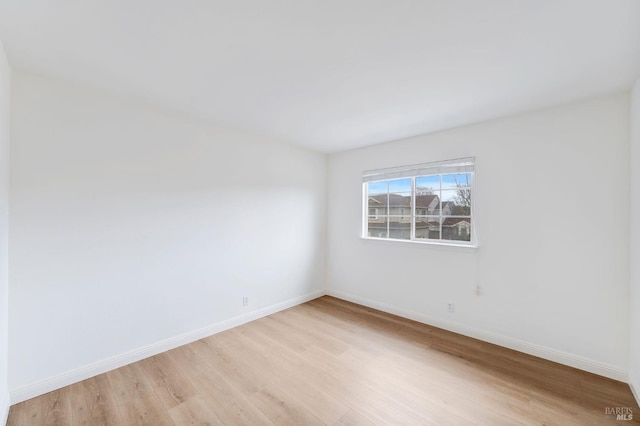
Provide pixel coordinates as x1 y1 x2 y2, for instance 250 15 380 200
327 94 631 379
630 78 640 402
4 66 636 407
0 41 11 424
8 71 326 398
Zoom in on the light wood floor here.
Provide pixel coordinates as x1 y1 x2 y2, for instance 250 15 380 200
7 296 640 425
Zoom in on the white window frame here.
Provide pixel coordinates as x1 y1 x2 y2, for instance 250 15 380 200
362 157 476 247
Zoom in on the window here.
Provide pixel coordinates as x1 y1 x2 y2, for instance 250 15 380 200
362 157 475 246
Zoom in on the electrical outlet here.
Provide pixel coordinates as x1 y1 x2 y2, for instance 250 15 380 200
242 296 249 307
475 285 481 296
447 302 454 313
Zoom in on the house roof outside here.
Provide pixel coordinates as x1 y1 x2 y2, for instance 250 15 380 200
442 217 471 227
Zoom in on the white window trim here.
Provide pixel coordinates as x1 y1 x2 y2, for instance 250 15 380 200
361 157 477 247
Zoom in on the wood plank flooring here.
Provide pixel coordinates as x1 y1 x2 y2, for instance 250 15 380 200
7 296 640 425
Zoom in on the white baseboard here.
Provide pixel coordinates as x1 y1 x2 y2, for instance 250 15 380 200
630 377 640 407
9 288 631 406
10 290 324 405
327 289 628 382
0 390 9 426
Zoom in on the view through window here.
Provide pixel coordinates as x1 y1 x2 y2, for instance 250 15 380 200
363 159 474 245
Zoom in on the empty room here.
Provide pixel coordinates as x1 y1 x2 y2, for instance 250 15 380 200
1 1 640 425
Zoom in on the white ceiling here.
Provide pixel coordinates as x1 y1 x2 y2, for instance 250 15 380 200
1 1 639 153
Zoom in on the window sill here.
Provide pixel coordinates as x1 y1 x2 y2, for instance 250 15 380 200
360 236 478 251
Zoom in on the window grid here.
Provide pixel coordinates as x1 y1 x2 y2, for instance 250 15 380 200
364 173 473 245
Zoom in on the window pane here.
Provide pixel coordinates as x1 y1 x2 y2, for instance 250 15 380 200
416 175 440 194
363 160 474 245
415 217 429 239
442 217 471 241
367 217 388 238
415 217 441 240
388 178 411 193
367 193 387 217
415 194 440 216
388 215 411 224
388 219 411 240
388 192 411 216
442 173 472 190
441 190 471 216
367 181 388 195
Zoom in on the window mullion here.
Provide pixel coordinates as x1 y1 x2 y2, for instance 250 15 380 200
411 177 416 240
386 188 390 239
439 174 443 241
